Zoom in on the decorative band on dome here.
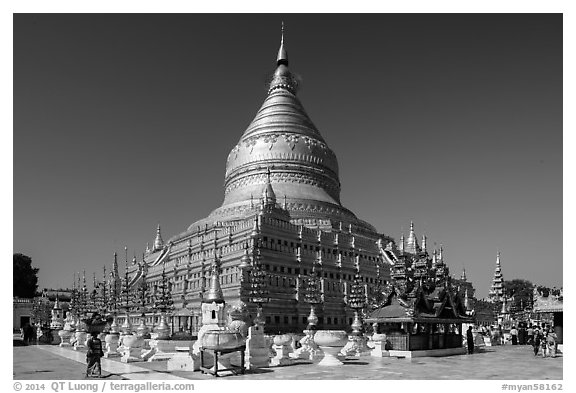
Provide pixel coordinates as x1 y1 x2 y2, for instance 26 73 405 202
268 75 298 95
268 83 296 95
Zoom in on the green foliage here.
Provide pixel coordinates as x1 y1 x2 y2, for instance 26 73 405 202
503 279 534 311
474 299 499 316
13 253 39 298
31 297 52 326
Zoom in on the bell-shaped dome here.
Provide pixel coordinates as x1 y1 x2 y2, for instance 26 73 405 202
187 26 377 234
222 38 341 210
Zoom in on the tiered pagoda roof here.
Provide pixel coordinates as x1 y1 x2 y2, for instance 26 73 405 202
488 251 504 302
367 225 472 324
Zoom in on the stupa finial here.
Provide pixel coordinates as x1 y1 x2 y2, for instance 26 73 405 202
277 21 288 65
205 259 225 303
154 224 164 251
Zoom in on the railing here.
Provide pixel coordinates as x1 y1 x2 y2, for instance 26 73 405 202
385 333 464 351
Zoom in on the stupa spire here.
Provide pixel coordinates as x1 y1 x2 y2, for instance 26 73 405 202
438 244 444 262
205 256 224 303
262 167 276 207
153 224 164 251
268 22 297 95
405 221 420 254
54 293 61 309
422 235 427 253
464 288 471 311
112 252 118 277
277 21 288 66
461 267 467 281
239 241 252 269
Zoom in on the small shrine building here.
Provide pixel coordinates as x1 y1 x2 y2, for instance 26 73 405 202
367 236 473 357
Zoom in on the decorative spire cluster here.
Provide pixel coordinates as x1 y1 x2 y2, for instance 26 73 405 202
153 263 174 313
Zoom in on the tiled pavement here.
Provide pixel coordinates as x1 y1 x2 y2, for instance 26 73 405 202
13 342 563 380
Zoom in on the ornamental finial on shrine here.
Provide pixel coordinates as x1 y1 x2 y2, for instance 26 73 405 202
153 224 164 251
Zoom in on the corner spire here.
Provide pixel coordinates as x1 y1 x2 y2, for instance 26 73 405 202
277 21 288 66
261 167 276 207
205 259 225 303
153 224 164 251
421 235 427 252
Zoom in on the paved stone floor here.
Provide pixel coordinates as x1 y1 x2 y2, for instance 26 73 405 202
13 342 563 380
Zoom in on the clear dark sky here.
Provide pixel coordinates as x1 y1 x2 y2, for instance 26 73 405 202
13 14 562 298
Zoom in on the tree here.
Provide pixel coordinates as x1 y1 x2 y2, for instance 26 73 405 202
503 279 534 312
13 253 39 298
31 296 52 327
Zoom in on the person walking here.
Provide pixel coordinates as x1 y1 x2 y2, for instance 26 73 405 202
498 325 504 345
85 331 104 378
466 326 474 354
22 323 31 345
519 324 526 345
510 326 518 345
532 327 541 356
540 329 548 358
547 328 558 358
527 325 534 345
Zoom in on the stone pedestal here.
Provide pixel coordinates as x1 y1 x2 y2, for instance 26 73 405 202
318 346 345 366
314 330 348 367
271 344 293 366
57 330 73 347
120 347 143 363
104 333 121 358
291 329 320 361
119 334 144 363
73 331 87 351
146 339 191 362
340 335 372 358
270 334 293 366
370 340 389 357
166 347 195 371
245 325 269 369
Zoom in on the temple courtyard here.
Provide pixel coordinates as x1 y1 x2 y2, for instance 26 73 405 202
13 341 562 380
